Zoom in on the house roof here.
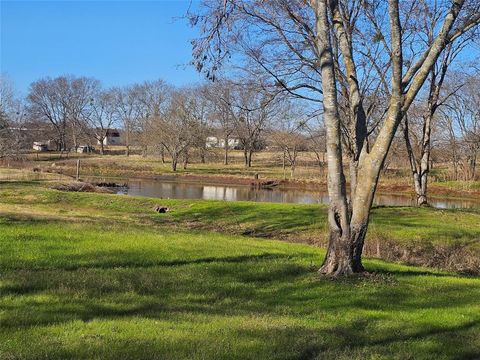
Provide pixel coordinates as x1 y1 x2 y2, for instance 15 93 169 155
104 129 120 137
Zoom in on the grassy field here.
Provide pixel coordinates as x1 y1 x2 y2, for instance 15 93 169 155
1 181 480 359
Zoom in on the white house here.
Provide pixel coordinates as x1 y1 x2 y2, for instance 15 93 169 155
98 129 122 146
206 136 241 149
219 138 240 149
33 140 56 151
33 142 48 152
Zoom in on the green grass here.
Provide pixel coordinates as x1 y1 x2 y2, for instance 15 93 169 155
1 181 478 271
1 181 480 359
432 180 480 191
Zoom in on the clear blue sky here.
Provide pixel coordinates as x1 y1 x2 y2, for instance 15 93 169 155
1 0 203 94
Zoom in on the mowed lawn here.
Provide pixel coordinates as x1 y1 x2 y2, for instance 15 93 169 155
0 182 479 359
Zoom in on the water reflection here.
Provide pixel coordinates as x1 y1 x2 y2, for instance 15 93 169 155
115 179 479 209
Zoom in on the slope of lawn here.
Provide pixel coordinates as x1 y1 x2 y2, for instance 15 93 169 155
0 181 479 359
1 181 479 272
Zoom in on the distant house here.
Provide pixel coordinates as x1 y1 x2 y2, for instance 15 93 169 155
33 140 56 151
77 145 95 153
206 136 241 149
33 142 48 152
98 129 122 146
206 136 219 148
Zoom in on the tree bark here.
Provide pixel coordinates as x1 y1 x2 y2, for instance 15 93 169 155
404 116 429 206
247 149 253 168
224 136 229 165
467 152 477 180
314 0 354 276
125 126 130 157
183 148 189 170
72 131 78 152
172 157 177 172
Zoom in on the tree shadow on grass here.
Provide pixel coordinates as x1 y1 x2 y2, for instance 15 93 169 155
1 213 479 358
0 251 293 273
2 252 479 325
2 308 479 359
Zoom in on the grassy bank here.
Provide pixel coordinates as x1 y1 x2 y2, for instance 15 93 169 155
1 181 479 273
1 182 480 359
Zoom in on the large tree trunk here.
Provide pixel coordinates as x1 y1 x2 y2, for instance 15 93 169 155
72 132 78 152
125 128 130 157
453 157 458 181
404 116 430 206
314 0 354 276
224 136 229 165
467 152 477 180
349 158 358 201
247 149 253 168
314 0 463 275
411 172 428 206
183 148 189 170
172 156 177 172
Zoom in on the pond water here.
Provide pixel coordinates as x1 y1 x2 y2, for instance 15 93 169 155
110 179 479 209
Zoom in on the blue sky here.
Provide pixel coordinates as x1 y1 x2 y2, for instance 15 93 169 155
1 0 203 94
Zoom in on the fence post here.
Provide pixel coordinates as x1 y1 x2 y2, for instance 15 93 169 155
76 159 80 181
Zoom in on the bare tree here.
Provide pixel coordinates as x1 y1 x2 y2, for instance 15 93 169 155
269 101 310 178
439 111 462 180
184 85 211 166
26 75 98 153
204 79 238 165
27 77 69 152
191 0 480 275
305 118 327 174
0 75 25 157
134 80 171 157
66 77 99 150
152 88 201 171
445 71 480 180
85 89 118 155
230 81 273 167
113 86 142 156
402 9 477 205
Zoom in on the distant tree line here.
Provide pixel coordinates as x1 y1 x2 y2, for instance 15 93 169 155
0 65 478 186
0 73 327 170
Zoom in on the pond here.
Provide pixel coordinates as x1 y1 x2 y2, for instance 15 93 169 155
110 179 479 209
